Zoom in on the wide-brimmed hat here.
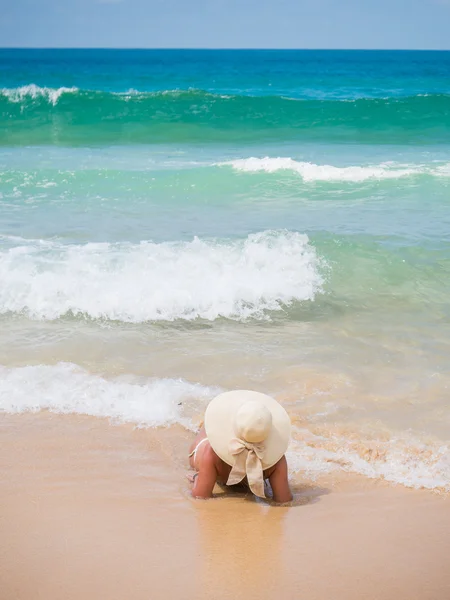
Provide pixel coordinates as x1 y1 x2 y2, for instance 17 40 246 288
204 390 291 498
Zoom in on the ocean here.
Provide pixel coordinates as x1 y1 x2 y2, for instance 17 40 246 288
0 49 449 492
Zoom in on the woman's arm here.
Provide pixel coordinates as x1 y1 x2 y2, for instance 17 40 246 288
191 446 218 499
268 455 293 503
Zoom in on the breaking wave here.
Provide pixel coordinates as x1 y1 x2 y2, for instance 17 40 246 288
0 231 324 322
220 157 450 182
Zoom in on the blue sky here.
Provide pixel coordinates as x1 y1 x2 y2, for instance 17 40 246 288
2 0 450 49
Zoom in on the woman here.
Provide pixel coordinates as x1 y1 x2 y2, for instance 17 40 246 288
188 390 293 503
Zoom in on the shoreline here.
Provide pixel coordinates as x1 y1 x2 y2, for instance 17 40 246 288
1 412 449 600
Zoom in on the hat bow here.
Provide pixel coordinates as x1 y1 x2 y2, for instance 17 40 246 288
226 438 266 498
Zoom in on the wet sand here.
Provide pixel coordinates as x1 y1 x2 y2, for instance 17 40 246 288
1 412 449 600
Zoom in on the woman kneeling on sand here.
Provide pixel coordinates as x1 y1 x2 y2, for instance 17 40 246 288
188 390 293 503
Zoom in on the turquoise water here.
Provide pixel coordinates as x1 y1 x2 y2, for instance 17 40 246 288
1 50 449 491
1 50 450 144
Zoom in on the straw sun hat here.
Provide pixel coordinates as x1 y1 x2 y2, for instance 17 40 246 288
204 390 291 498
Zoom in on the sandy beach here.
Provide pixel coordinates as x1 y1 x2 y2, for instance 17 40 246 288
1 412 449 600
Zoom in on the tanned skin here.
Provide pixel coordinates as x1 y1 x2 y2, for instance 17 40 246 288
188 427 292 503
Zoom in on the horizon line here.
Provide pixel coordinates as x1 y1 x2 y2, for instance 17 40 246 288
1 47 450 52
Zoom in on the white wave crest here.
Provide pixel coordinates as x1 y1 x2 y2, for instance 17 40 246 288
1 84 79 106
0 362 217 428
0 231 323 322
220 157 450 182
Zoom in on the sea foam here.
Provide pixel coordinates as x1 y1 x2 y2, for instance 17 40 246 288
287 428 450 493
220 157 450 182
0 362 217 428
1 84 79 106
0 231 324 322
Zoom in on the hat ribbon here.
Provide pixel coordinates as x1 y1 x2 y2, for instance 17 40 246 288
226 438 266 498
